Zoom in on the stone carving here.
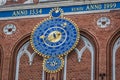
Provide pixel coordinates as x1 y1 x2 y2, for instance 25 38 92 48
75 36 94 63
0 0 6 6
24 0 34 4
75 46 87 62
112 37 120 80
97 17 110 28
3 24 16 35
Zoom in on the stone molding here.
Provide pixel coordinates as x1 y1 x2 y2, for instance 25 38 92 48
0 0 119 11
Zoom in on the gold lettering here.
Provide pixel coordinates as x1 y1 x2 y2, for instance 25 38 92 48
71 7 83 12
30 9 33 15
86 4 102 10
12 10 27 16
30 9 42 15
12 11 17 16
104 3 116 9
39 9 42 14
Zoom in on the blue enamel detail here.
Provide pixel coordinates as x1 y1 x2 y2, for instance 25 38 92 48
32 18 78 57
45 57 62 71
51 10 61 18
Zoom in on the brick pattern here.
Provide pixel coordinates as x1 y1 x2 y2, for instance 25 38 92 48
0 10 120 80
46 70 63 80
19 55 43 80
0 46 2 79
116 48 120 80
18 44 43 80
67 40 91 80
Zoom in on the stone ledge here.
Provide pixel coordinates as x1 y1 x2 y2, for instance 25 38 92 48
0 0 119 11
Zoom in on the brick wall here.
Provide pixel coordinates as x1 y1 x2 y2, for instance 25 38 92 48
0 10 120 80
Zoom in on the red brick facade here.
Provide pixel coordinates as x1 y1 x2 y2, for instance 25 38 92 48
0 1 120 80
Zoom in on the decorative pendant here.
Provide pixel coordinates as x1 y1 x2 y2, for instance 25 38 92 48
43 57 64 73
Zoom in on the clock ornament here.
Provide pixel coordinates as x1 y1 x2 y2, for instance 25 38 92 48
50 8 63 18
43 57 64 73
31 8 80 73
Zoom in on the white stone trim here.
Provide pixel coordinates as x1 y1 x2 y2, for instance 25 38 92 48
42 60 45 80
13 0 18 2
112 37 120 80
23 0 34 4
74 36 95 80
75 46 87 62
63 55 67 80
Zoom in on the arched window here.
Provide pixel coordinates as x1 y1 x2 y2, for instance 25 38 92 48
112 37 120 80
0 45 3 79
107 29 120 80
65 36 95 80
14 41 43 80
63 30 98 80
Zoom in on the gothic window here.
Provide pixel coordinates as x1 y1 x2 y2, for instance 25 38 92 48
65 36 95 80
15 42 44 80
112 37 120 80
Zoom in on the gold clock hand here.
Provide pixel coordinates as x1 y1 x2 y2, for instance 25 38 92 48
53 33 56 39
40 35 45 39
48 31 62 42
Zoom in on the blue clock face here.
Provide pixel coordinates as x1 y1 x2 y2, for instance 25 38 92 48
31 18 79 57
43 57 64 73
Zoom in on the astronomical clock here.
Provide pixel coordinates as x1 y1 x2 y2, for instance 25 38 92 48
31 8 80 73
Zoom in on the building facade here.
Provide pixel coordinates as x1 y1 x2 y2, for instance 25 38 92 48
0 0 120 80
